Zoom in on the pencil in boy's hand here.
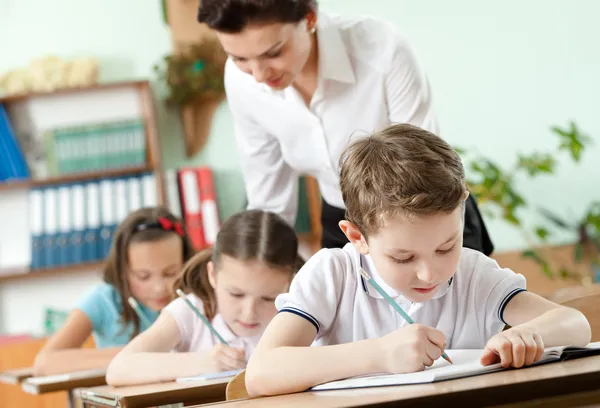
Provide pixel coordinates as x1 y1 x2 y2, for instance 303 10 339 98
127 297 153 328
175 289 229 345
358 269 453 365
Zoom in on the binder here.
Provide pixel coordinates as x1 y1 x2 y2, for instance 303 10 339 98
196 167 220 246
0 104 30 180
29 188 45 270
127 176 143 213
114 178 129 224
43 187 58 269
71 183 86 264
141 173 157 208
99 179 116 258
178 168 205 249
56 185 72 266
164 168 182 218
85 181 101 262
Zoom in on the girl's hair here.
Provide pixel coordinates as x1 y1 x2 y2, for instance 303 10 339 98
198 0 318 33
103 206 196 339
174 209 304 321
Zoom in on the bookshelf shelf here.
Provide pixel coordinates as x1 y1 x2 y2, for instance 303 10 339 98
0 261 104 282
0 165 154 191
0 80 149 104
0 80 166 284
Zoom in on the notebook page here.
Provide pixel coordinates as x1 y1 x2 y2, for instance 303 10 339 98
176 369 242 383
312 350 500 391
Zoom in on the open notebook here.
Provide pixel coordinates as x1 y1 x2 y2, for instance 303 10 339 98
312 342 600 391
176 369 243 383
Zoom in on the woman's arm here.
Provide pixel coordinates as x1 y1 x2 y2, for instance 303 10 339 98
106 311 216 386
384 38 439 134
225 60 299 226
33 310 121 376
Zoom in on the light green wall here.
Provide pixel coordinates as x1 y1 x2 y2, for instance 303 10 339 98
2 0 599 251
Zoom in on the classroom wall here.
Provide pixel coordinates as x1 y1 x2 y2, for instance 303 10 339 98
0 0 599 334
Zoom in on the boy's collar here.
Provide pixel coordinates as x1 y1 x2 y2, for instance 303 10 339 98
357 252 453 302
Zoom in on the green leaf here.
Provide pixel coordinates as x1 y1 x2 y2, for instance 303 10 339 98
516 153 556 176
552 121 593 163
559 267 572 279
522 249 544 263
541 262 553 279
538 207 572 230
535 226 551 241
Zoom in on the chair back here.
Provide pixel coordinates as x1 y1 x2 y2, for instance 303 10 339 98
226 369 249 401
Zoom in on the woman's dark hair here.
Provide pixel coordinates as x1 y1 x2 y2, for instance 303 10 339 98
103 207 196 339
198 0 317 33
173 209 304 321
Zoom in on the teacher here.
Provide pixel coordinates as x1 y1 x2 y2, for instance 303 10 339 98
198 0 493 255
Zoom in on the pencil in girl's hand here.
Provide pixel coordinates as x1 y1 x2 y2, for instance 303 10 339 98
358 269 453 365
127 297 153 328
175 289 228 345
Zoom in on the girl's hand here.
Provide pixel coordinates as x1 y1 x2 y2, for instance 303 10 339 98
210 344 246 371
481 327 545 368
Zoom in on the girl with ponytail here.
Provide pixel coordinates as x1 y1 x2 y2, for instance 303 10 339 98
106 210 303 386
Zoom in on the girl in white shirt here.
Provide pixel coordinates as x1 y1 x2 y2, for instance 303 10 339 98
106 210 303 386
199 0 493 254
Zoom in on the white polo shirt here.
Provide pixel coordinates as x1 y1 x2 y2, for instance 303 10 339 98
275 244 526 349
225 12 438 226
164 293 262 361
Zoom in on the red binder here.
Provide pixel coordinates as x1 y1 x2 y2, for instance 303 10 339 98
196 167 220 246
178 168 206 249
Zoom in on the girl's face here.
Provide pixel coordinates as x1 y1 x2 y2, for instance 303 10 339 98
208 255 291 337
127 234 184 311
216 16 315 90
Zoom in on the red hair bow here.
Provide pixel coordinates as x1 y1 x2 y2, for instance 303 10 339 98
157 217 184 237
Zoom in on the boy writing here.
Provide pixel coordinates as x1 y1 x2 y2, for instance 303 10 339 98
245 124 591 396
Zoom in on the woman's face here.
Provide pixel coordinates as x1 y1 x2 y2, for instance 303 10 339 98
216 16 315 90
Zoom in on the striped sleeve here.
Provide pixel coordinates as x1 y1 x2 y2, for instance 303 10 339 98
274 248 346 337
469 252 527 341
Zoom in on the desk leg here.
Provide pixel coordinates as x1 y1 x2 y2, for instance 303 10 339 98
68 389 77 408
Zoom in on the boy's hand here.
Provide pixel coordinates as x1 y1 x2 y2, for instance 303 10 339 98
481 327 545 368
377 324 447 374
210 344 246 371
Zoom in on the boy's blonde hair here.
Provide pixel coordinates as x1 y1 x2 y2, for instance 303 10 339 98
340 123 467 235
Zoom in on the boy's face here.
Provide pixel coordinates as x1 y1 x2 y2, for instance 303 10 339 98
341 206 464 303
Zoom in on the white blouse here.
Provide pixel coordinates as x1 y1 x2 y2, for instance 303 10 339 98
225 12 438 226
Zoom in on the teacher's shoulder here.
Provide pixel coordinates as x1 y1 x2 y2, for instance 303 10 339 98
224 57 261 95
334 13 414 73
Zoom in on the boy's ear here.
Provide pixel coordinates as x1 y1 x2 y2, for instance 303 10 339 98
339 221 369 254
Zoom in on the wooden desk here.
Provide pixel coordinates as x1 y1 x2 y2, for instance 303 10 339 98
22 369 107 408
0 336 67 408
0 366 34 384
190 355 600 408
76 378 230 408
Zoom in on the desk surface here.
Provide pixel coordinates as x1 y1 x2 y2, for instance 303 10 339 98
0 366 34 385
192 355 600 408
21 369 107 395
76 377 230 408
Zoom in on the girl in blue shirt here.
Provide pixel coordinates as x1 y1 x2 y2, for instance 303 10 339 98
33 207 196 376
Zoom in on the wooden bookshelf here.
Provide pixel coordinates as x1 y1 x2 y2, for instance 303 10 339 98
0 80 165 283
0 165 153 192
0 80 149 104
0 261 104 282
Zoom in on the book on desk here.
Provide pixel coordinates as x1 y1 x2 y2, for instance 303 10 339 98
312 342 600 391
76 376 231 408
21 368 107 394
0 367 34 385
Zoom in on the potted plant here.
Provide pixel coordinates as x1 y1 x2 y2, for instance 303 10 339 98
458 121 594 280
